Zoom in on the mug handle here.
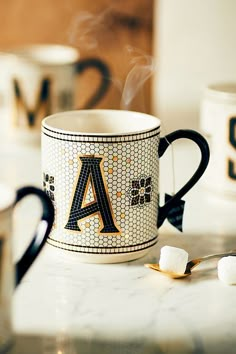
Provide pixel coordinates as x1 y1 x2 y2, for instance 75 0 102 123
76 58 110 109
157 129 210 228
15 186 54 286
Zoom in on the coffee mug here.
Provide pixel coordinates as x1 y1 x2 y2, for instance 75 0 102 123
201 82 236 196
2 44 110 144
0 184 54 352
42 110 209 263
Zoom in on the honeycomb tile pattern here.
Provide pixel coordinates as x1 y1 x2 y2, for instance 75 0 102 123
42 125 160 255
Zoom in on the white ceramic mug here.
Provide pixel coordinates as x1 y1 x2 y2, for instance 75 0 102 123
200 83 236 196
0 184 54 352
42 110 209 263
1 44 110 144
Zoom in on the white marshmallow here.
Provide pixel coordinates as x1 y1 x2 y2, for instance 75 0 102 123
159 246 189 274
218 256 236 285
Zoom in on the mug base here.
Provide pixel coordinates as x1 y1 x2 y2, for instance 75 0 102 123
45 241 157 264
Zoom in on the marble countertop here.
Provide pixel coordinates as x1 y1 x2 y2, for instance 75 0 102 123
11 233 236 354
9 235 236 354
1 137 236 354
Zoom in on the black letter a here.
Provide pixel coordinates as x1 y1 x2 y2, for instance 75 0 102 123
65 156 120 234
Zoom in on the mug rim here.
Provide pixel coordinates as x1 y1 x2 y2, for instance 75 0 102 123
4 44 79 66
42 110 161 137
205 82 236 102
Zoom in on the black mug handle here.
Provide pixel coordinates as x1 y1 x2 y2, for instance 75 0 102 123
157 129 210 228
15 186 54 286
76 58 110 109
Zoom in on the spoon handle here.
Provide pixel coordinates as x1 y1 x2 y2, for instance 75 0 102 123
186 250 236 272
197 250 236 263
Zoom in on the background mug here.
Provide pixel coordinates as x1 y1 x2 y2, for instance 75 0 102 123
200 82 236 196
1 44 110 144
42 110 209 263
0 184 54 352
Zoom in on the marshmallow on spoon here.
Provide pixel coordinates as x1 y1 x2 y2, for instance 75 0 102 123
159 246 189 274
218 256 236 285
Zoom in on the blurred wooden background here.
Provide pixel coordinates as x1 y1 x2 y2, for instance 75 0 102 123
0 0 154 112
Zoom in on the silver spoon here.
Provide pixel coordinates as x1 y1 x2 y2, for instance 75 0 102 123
145 250 236 279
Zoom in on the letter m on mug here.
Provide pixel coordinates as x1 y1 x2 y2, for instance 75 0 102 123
13 78 51 128
65 155 121 235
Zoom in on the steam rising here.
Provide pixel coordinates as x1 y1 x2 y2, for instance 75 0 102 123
67 11 157 111
67 9 111 50
121 46 156 110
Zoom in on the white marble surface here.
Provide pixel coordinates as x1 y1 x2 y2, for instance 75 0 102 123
11 234 236 354
1 136 236 354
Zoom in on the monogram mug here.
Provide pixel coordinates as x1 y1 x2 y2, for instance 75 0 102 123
200 82 236 196
1 44 110 145
42 110 210 263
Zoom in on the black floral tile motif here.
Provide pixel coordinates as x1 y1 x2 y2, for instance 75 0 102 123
43 173 55 201
128 176 152 207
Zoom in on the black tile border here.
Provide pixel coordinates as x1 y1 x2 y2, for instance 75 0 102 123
42 129 160 144
43 124 160 138
47 235 158 254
